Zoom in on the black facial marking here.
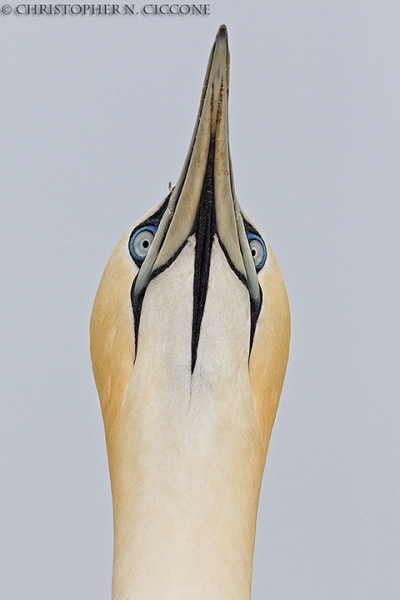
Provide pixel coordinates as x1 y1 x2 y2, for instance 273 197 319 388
130 195 171 345
249 291 262 351
191 142 216 373
131 285 145 352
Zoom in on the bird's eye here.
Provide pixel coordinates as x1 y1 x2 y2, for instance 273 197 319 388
247 233 267 271
129 225 157 262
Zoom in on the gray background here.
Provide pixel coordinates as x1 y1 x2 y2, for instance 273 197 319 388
1 1 399 598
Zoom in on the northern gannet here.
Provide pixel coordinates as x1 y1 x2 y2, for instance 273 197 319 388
90 25 290 600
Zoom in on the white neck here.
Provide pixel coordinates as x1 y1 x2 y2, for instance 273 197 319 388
107 240 266 600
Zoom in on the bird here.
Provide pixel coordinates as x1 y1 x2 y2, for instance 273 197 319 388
90 25 290 600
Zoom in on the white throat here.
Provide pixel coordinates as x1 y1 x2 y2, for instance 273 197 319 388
109 238 265 600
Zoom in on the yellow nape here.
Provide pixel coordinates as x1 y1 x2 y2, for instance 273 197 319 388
250 244 291 453
90 229 136 429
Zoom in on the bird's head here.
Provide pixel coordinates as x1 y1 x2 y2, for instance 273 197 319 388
90 26 290 455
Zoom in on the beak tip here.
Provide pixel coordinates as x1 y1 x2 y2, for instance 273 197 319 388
217 24 228 41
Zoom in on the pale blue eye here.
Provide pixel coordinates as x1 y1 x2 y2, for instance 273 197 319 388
247 233 267 271
129 225 157 262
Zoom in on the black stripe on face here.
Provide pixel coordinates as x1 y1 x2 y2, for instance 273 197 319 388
191 143 216 373
189 148 263 371
130 195 171 348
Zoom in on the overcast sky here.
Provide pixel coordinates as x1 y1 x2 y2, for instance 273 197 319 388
1 1 399 598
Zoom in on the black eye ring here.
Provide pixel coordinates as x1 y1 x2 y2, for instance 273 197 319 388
247 232 267 271
129 225 157 263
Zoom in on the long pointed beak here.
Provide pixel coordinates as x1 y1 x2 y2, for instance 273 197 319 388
134 25 260 305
